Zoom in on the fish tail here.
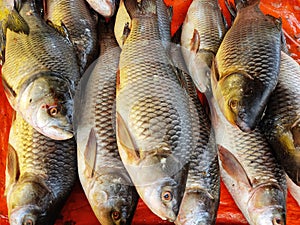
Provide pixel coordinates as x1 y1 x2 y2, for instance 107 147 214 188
124 0 157 18
234 0 260 10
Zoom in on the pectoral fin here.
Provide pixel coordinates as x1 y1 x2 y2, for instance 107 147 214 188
190 29 200 53
218 145 252 188
84 128 97 178
5 144 20 195
46 20 72 44
116 112 140 161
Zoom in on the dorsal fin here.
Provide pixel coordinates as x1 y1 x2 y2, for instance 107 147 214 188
218 145 252 187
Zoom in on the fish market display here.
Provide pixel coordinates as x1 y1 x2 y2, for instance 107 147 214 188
260 51 300 186
86 0 117 18
211 0 282 132
1 0 81 140
0 0 29 62
116 0 194 221
44 0 99 74
170 45 220 225
5 112 77 225
209 95 287 225
74 19 139 225
181 0 226 93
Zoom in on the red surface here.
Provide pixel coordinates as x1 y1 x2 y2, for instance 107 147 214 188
0 0 300 224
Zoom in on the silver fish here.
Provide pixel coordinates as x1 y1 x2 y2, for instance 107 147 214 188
115 0 193 222
260 52 300 186
5 112 77 225
171 45 220 225
74 19 139 225
181 0 226 94
44 0 99 74
2 0 80 140
211 0 282 132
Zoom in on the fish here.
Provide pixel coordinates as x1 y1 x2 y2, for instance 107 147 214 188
210 0 282 132
74 19 139 225
5 111 77 225
86 0 118 18
44 0 99 74
286 174 300 207
259 52 300 186
1 0 81 140
115 0 194 222
208 95 287 225
0 0 29 63
170 45 220 225
181 0 226 94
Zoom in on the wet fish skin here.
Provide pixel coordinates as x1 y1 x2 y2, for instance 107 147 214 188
181 0 226 93
5 112 77 225
171 45 220 225
211 0 282 132
259 52 300 186
2 0 81 140
208 95 286 225
116 0 193 222
74 20 139 225
86 0 117 18
44 0 99 74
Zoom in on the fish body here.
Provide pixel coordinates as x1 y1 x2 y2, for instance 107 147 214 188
211 0 282 132
5 112 77 225
260 52 300 186
44 0 99 74
0 0 29 62
2 0 81 140
116 0 193 222
74 20 139 225
181 0 226 93
171 45 220 225
209 96 287 225
86 0 117 18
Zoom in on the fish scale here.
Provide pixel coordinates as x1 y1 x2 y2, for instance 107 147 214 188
6 112 77 225
116 0 193 221
45 0 99 74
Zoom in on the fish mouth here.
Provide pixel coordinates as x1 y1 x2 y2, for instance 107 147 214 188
45 125 74 140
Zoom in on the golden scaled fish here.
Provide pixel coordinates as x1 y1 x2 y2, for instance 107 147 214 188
181 0 226 94
115 0 194 222
260 52 300 186
44 0 99 74
2 0 81 140
74 19 139 225
5 112 77 225
211 0 282 132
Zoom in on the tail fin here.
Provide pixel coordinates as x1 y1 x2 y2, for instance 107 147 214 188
234 0 260 10
124 0 156 18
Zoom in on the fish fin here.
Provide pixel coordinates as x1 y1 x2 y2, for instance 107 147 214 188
291 118 300 148
124 0 156 18
280 30 290 55
166 5 173 22
224 0 237 21
84 128 98 178
6 9 30 35
122 22 131 45
46 20 72 44
116 112 140 161
2 77 17 99
5 144 20 195
218 145 252 188
190 29 200 53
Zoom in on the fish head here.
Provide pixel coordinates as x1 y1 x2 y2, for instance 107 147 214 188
7 178 53 225
175 189 218 225
128 155 189 222
18 72 74 140
212 71 265 131
248 184 286 225
87 172 138 225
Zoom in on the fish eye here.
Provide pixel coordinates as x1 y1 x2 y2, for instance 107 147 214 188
273 217 283 225
23 218 34 225
161 191 173 202
229 99 239 111
111 210 121 221
47 105 59 117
